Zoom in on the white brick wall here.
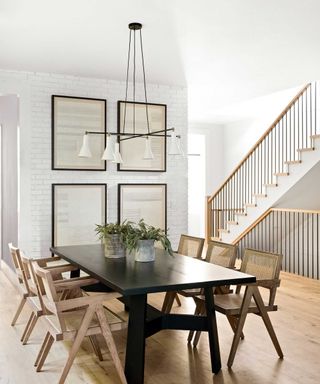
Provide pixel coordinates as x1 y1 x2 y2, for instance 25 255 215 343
0 69 188 257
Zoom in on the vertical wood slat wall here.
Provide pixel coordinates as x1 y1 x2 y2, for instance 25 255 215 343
235 209 320 280
206 82 319 240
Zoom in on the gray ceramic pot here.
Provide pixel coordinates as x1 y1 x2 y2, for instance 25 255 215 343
134 239 155 262
104 234 125 258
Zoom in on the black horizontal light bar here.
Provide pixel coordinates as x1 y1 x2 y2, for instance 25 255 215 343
84 128 181 141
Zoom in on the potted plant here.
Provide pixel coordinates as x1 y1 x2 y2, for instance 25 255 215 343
123 219 173 262
95 222 131 258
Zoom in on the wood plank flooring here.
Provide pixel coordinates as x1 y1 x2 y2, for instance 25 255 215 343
0 269 319 384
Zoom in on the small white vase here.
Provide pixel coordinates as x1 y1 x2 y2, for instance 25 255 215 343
135 239 155 262
104 234 125 258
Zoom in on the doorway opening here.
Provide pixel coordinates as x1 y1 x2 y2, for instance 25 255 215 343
188 133 205 237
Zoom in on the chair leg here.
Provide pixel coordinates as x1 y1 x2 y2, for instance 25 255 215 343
226 315 244 340
36 333 55 372
162 291 176 314
188 301 202 343
227 286 254 368
89 335 104 361
252 287 284 359
175 294 182 307
11 297 27 326
20 312 35 342
58 305 96 384
96 305 127 384
192 303 206 348
22 313 38 345
35 331 50 367
161 292 169 312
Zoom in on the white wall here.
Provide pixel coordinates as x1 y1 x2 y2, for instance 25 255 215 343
222 86 303 176
0 69 188 258
189 123 224 195
275 161 320 209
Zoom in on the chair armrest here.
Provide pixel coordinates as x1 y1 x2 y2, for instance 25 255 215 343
56 291 121 312
240 279 280 288
43 264 79 274
53 276 99 290
35 256 64 265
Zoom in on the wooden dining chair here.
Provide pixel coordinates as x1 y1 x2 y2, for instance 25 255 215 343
8 243 38 328
9 243 78 328
187 241 238 342
191 248 284 368
32 261 127 384
161 235 204 313
177 234 205 259
9 242 83 345
19 250 94 345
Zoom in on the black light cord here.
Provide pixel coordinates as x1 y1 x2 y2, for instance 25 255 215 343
133 29 136 134
123 29 132 135
140 29 150 135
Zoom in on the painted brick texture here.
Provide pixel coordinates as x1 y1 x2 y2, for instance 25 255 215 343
0 69 188 257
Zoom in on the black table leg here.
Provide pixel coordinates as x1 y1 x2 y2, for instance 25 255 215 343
125 294 147 384
204 287 221 374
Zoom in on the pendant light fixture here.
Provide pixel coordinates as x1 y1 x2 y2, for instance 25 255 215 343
78 22 183 162
101 134 114 161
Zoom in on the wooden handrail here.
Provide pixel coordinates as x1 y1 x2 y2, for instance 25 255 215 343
208 83 311 203
271 207 320 214
232 207 320 245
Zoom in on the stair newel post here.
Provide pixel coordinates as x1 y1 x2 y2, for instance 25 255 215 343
205 195 211 243
293 101 296 160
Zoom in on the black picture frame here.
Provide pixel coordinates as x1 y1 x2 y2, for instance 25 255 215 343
52 183 107 247
118 183 167 232
117 101 167 172
52 95 107 171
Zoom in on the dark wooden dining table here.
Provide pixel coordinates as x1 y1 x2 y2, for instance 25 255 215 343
51 244 256 384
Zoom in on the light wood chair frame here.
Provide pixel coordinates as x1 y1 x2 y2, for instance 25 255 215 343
187 241 238 342
161 234 205 313
9 243 79 344
191 248 284 367
32 261 127 384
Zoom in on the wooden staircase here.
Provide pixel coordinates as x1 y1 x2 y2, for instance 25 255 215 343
206 82 320 243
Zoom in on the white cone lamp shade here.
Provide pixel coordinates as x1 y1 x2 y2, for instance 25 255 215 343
78 134 92 158
168 131 181 155
143 137 154 160
101 135 115 161
113 142 123 164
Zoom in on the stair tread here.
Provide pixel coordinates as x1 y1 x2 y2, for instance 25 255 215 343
253 193 267 197
244 203 257 207
226 221 238 225
274 172 289 176
311 134 320 139
284 160 302 164
218 228 229 233
263 183 278 187
297 147 315 152
234 212 247 216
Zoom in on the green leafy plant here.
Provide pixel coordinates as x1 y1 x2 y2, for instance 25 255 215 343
123 219 173 255
95 221 131 243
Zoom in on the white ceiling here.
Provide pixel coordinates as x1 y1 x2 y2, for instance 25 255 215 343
1 0 320 124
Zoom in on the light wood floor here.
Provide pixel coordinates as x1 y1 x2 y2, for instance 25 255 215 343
0 269 319 384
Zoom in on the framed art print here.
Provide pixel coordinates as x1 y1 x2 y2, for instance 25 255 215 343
118 184 167 231
52 95 106 170
117 101 167 172
52 184 107 247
